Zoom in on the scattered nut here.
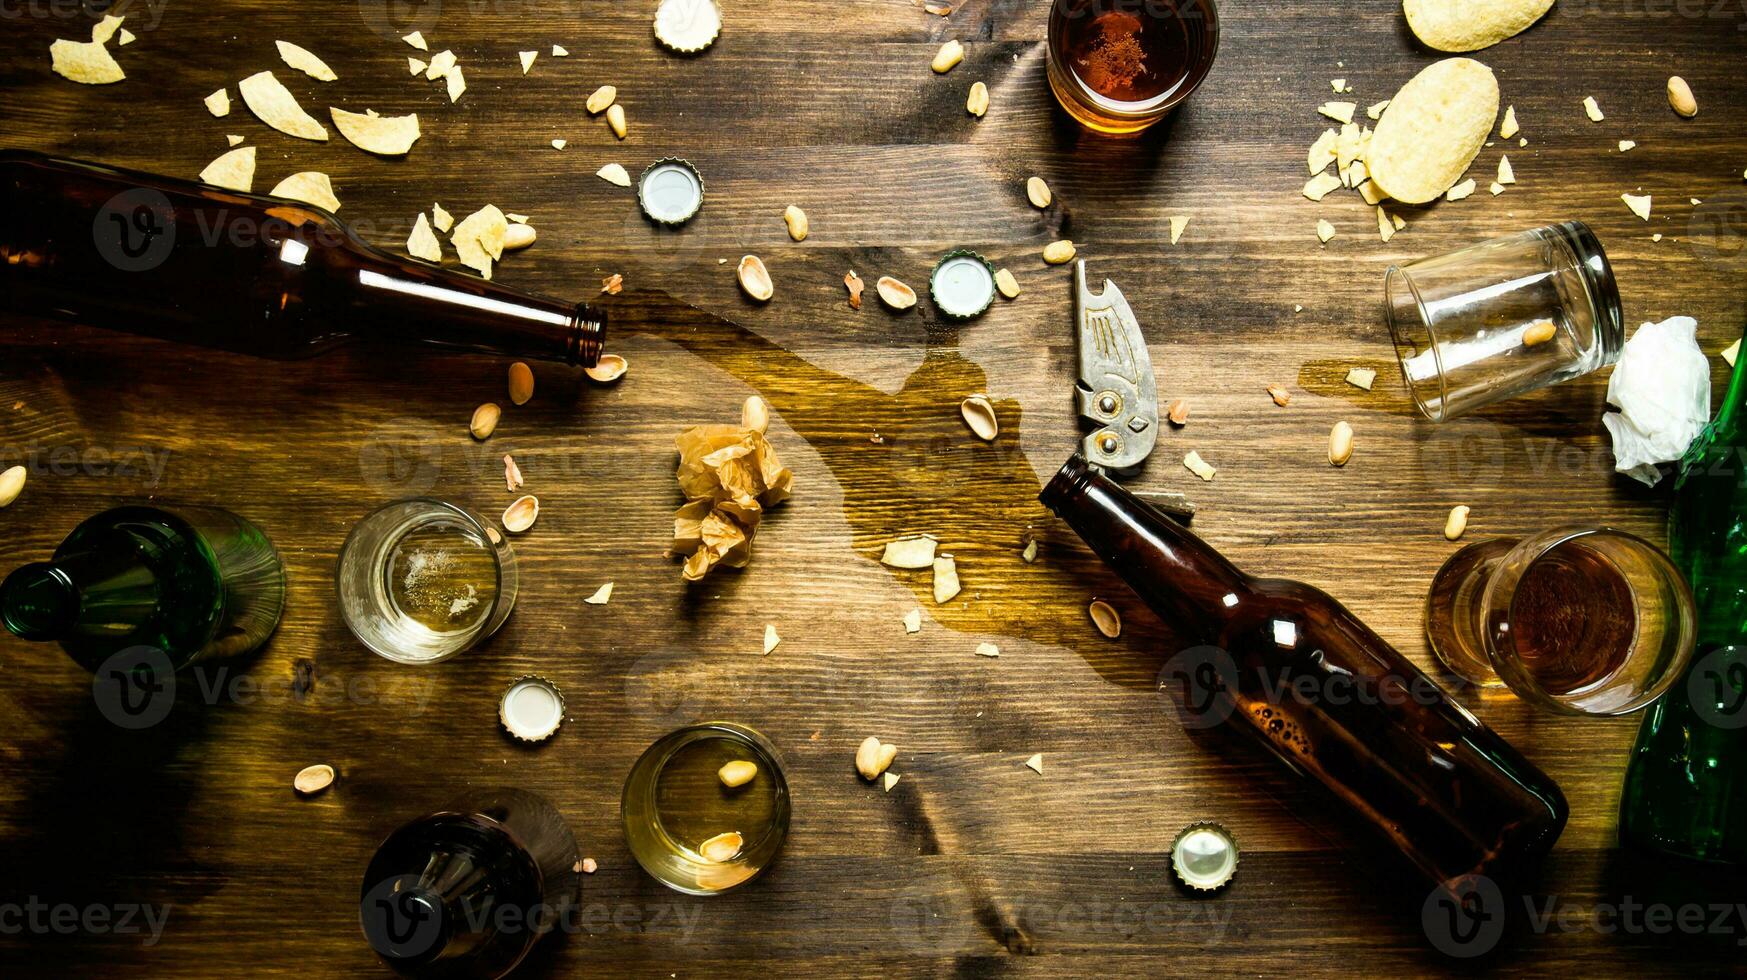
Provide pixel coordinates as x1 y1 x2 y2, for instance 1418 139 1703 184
931 39 964 73
1043 240 1075 264
503 454 524 491
584 353 628 383
1522 319 1557 347
737 255 774 302
508 362 535 405
959 394 998 441
1267 385 1291 407
1088 599 1121 638
966 80 989 117
1166 399 1189 426
293 763 335 795
1445 505 1471 541
470 403 501 440
1667 75 1697 118
606 103 627 139
994 267 1020 298
1026 176 1052 208
718 760 758 788
876 275 917 311
501 223 536 251
742 394 770 434
502 494 540 533
586 84 616 114
783 205 809 241
1328 421 1354 467
699 831 744 863
601 273 624 295
856 736 898 780
581 858 598 873
844 271 864 309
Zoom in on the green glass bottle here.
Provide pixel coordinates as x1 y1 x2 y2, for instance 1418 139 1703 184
1618 325 1747 865
0 504 286 673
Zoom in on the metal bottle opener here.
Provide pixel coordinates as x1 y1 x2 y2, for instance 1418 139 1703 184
1074 260 1159 475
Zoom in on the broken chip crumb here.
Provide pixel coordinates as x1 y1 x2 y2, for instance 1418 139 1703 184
51 37 125 85
974 641 1000 658
1497 155 1515 184
205 88 231 117
198 146 256 192
118 27 135 45
519 50 537 74
445 66 467 102
402 31 428 50
1499 105 1518 139
1345 367 1377 390
226 134 244 147
270 171 341 211
883 772 901 791
408 56 427 75
932 555 962 604
407 213 442 262
1621 193 1652 220
1308 129 1338 175
1358 180 1387 206
432 202 453 233
276 40 338 81
1618 139 1636 152
1367 99 1390 120
1318 101 1357 124
903 608 922 634
1183 450 1216 481
763 624 780 655
1489 181 1505 196
451 204 509 279
1377 206 1395 243
552 44 569 56
584 582 613 605
881 535 937 569
551 138 567 150
1315 219 1336 244
239 71 329 141
1024 753 1044 774
331 107 420 155
1723 339 1740 367
1445 178 1477 202
601 274 623 295
1021 538 1039 562
1169 215 1189 245
1303 172 1343 202
1583 96 1604 122
1652 233 1663 242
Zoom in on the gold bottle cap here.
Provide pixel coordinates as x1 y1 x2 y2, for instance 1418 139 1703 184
653 0 721 54
1170 821 1238 892
499 675 565 743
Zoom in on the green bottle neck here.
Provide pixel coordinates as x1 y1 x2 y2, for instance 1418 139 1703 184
0 562 81 640
0 543 161 645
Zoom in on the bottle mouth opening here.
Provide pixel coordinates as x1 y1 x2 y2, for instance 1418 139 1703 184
1 562 79 641
1039 453 1095 514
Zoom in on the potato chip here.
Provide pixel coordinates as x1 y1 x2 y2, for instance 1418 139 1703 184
407 213 442 262
432 202 453 232
198 146 256 192
1367 58 1498 205
205 88 231 116
269 171 341 211
424 50 456 80
226 134 244 146
276 40 337 81
1316 219 1336 244
1358 180 1388 205
1318 101 1356 124
1303 173 1342 201
551 138 567 150
408 57 426 75
1446 178 1477 201
452 205 508 279
118 28 135 45
330 107 421 155
598 163 632 186
1403 0 1553 52
445 67 466 102
519 50 537 74
1367 100 1390 120
403 32 428 51
239 71 329 141
552 45 569 56
90 14 125 43
1169 215 1189 244
1499 105 1518 138
1307 129 1337 174
1497 155 1515 184
1622 193 1652 220
50 38 125 84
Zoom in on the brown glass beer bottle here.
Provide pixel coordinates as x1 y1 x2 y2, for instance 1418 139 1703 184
0 150 604 366
1040 454 1568 888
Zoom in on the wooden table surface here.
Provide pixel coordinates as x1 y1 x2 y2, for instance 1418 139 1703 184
3 0 1746 975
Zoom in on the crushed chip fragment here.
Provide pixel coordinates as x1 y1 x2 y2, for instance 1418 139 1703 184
330 107 421 155
205 88 231 117
1622 193 1652 220
270 171 341 211
239 71 329 141
198 146 256 192
1583 96 1603 122
276 40 338 81
407 213 443 262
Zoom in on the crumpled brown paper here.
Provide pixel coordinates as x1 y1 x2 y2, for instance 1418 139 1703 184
671 424 792 581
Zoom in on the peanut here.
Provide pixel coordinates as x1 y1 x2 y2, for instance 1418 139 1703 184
1667 75 1697 118
855 736 897 780
1522 320 1558 347
966 81 989 118
1329 421 1354 466
1444 505 1471 541
586 85 616 114
718 760 758 788
606 103 627 139
783 205 809 241
1043 240 1075 264
931 39 963 74
508 361 535 405
0 465 26 508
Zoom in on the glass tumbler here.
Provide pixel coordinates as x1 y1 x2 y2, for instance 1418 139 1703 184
1385 221 1624 421
1425 526 1697 715
337 498 519 665
1045 0 1219 135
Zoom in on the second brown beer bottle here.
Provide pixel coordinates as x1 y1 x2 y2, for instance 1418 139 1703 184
1040 454 1567 888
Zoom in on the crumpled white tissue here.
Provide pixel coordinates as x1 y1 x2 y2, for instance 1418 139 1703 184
1602 316 1711 487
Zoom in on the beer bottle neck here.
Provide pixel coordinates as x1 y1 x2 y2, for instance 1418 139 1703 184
0 547 160 643
1039 454 1249 639
336 257 606 366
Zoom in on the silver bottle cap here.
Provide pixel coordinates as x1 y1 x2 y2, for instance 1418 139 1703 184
1171 821 1238 892
499 675 566 743
638 158 705 226
930 249 997 320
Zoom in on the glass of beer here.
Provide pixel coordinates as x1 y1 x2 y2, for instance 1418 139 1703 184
1045 0 1220 135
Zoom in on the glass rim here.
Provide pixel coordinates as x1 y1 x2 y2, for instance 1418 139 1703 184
336 496 508 665
1045 0 1221 121
1484 525 1696 716
1383 264 1448 422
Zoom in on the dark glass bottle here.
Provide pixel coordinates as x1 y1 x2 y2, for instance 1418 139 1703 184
360 789 581 980
0 150 605 366
1619 322 1747 865
1040 454 1568 887
0 503 285 672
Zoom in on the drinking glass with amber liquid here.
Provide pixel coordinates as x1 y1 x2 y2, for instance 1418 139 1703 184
1046 0 1219 134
